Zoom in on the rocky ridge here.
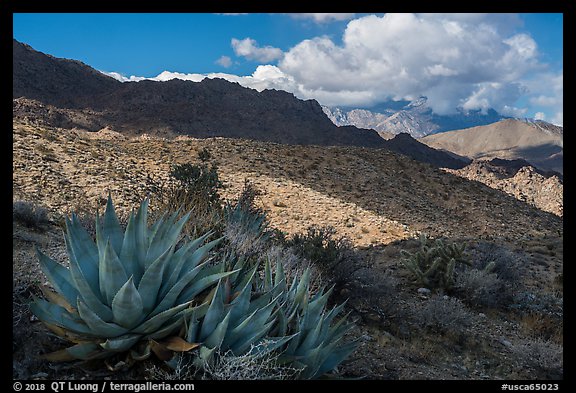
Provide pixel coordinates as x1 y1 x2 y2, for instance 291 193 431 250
445 159 563 217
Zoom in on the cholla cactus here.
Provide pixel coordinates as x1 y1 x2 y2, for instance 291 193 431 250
30 196 235 361
401 234 470 290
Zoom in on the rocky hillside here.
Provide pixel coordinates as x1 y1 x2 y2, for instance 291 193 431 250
13 120 563 380
13 119 562 248
421 119 563 175
444 159 563 217
13 39 385 148
383 133 470 170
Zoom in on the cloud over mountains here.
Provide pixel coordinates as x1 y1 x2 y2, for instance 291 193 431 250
103 13 562 125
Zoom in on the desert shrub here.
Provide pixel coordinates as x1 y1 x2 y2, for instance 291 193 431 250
223 180 270 259
454 268 512 309
197 147 212 162
286 225 363 291
146 160 224 238
200 342 303 380
13 201 49 229
468 241 524 283
415 295 475 335
511 338 563 377
510 292 563 318
400 234 470 291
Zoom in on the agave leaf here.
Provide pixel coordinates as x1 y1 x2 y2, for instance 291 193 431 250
39 285 75 313
65 225 100 300
36 247 79 307
119 215 144 285
111 277 144 329
42 322 87 343
99 240 129 305
161 336 201 352
145 210 190 268
77 299 129 337
151 264 205 316
296 313 325 356
318 302 347 339
145 306 202 340
160 232 211 297
228 274 255 328
43 342 106 362
272 307 288 337
101 195 124 256
264 259 273 291
67 214 99 272
274 260 286 290
231 261 258 294
134 198 149 271
225 297 278 349
316 340 359 377
138 244 174 315
199 281 226 341
67 249 113 322
203 310 232 349
184 303 210 342
326 312 353 343
100 333 142 352
230 320 275 355
41 348 78 362
158 233 217 301
29 297 93 335
306 288 333 328
297 342 327 379
178 237 223 280
175 269 240 306
149 340 174 361
133 301 191 335
294 269 310 307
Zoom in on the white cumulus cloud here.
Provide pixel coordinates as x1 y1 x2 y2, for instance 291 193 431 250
231 38 283 63
102 13 562 124
289 13 357 23
216 55 232 68
534 112 546 121
275 13 544 114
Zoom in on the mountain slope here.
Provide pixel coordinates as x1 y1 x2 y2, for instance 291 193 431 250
420 119 563 174
12 39 385 148
383 133 471 169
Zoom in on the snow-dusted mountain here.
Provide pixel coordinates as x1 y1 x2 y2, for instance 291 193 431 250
322 97 506 138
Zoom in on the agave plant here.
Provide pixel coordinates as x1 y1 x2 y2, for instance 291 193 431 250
272 265 358 379
178 255 357 379
30 196 236 361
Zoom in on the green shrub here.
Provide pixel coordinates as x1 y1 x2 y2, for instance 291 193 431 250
147 162 224 238
286 225 362 291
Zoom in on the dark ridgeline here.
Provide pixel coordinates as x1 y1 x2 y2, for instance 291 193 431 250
13 39 469 168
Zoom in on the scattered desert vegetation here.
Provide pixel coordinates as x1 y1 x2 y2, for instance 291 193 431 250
13 123 562 380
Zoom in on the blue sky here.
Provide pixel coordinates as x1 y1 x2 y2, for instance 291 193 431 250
13 13 563 125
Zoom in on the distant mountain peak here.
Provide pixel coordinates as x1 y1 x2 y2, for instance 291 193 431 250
322 98 506 139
